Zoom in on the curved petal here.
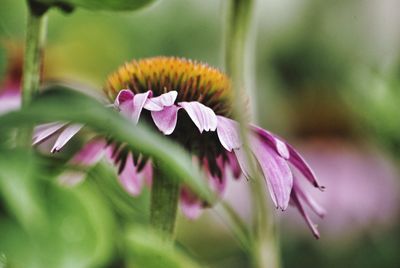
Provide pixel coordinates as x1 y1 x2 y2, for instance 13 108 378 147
290 190 320 239
51 124 84 153
216 116 242 151
227 151 242 179
144 91 178 111
132 91 151 124
180 187 203 219
293 179 326 218
233 147 252 180
58 139 107 186
32 122 66 145
118 153 144 196
179 101 217 133
114 89 134 107
115 90 151 124
252 125 290 159
287 143 324 190
151 105 181 135
251 137 293 210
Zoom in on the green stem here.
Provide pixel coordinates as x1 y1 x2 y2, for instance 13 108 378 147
22 4 48 106
225 0 281 267
19 2 48 146
150 167 180 242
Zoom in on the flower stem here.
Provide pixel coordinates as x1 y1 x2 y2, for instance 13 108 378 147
225 0 281 267
19 1 48 146
150 167 180 242
22 2 48 106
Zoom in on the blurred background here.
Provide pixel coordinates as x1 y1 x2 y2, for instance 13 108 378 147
1 0 400 267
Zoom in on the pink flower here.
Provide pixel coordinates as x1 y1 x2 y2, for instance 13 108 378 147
32 57 325 238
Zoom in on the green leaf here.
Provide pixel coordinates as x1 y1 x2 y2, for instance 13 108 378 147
31 0 158 12
0 86 215 204
0 149 116 267
124 227 202 268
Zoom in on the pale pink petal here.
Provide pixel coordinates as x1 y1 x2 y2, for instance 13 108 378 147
216 116 242 151
180 187 203 219
115 90 135 118
114 89 134 107
51 124 84 153
291 190 320 239
233 147 252 180
251 137 293 210
203 157 227 195
118 153 144 196
0 88 21 115
131 91 151 124
32 122 67 145
151 105 181 135
58 139 107 186
252 125 290 159
178 101 217 133
293 178 326 218
144 91 178 111
287 143 324 190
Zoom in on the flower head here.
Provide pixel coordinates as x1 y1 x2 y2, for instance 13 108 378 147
35 57 325 238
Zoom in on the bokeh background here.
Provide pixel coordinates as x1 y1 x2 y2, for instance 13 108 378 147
1 0 400 267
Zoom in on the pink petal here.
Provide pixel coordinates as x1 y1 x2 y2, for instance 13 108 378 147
216 116 242 151
32 122 67 145
227 152 242 179
115 90 151 124
233 147 252 180
58 139 107 186
132 91 151 124
287 143 324 190
293 179 326 218
203 157 227 195
144 91 178 111
252 125 290 159
179 101 217 133
118 153 148 196
251 137 293 210
115 90 135 118
151 105 181 135
180 187 203 219
0 87 21 115
51 124 84 153
291 190 320 239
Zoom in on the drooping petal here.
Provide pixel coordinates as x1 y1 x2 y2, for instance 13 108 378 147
203 156 227 195
132 91 151 124
58 139 107 186
51 124 84 153
293 179 326 218
227 151 242 179
234 147 252 180
179 101 217 133
115 90 151 124
180 187 203 219
252 125 290 159
216 116 242 151
114 89 134 107
287 143 324 190
144 91 178 111
151 105 181 135
32 122 66 145
118 153 144 196
115 89 135 118
251 137 293 210
290 190 321 239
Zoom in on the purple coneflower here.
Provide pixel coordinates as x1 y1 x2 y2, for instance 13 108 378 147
33 57 325 238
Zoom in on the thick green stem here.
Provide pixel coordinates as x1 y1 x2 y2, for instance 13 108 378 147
19 3 48 146
225 0 281 267
150 168 180 242
22 5 47 106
